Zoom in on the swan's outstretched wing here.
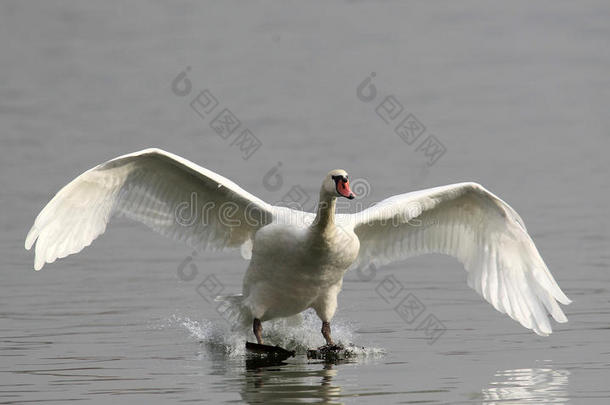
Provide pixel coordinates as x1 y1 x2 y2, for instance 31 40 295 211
25 148 274 270
348 182 570 336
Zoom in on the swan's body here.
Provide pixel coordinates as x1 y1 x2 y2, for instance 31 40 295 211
25 148 570 343
244 206 359 324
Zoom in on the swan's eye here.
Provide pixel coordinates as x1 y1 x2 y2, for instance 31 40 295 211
332 175 348 185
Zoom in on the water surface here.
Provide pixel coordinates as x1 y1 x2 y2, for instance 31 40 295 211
1 1 609 403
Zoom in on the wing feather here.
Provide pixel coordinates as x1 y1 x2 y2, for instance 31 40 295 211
26 148 274 270
349 182 570 335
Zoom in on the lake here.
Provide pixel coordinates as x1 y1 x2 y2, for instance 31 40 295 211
1 1 609 403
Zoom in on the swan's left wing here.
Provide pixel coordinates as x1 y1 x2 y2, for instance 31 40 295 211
348 182 570 336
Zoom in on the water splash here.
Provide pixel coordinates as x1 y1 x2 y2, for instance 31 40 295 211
163 310 385 358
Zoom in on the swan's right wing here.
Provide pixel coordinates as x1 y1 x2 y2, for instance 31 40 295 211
25 148 274 270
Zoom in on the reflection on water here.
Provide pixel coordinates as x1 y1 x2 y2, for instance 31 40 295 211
482 367 570 404
241 362 342 405
205 349 346 405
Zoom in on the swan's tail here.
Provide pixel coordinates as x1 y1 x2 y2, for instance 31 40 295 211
214 294 252 329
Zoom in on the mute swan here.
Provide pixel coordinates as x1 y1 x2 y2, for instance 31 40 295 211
25 148 570 344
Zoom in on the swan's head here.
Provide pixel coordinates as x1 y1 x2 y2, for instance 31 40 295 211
322 169 355 200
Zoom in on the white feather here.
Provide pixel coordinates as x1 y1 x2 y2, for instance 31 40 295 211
25 148 274 270
346 182 570 336
25 153 570 337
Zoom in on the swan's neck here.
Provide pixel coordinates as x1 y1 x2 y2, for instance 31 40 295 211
313 191 336 232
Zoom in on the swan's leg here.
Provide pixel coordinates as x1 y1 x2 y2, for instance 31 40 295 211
253 318 263 344
312 282 342 347
321 321 334 345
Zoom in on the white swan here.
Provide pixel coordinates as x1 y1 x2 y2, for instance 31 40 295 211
25 148 570 343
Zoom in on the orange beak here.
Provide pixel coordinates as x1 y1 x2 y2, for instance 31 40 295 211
337 179 355 199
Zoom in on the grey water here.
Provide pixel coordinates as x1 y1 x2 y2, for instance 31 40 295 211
1 1 609 403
